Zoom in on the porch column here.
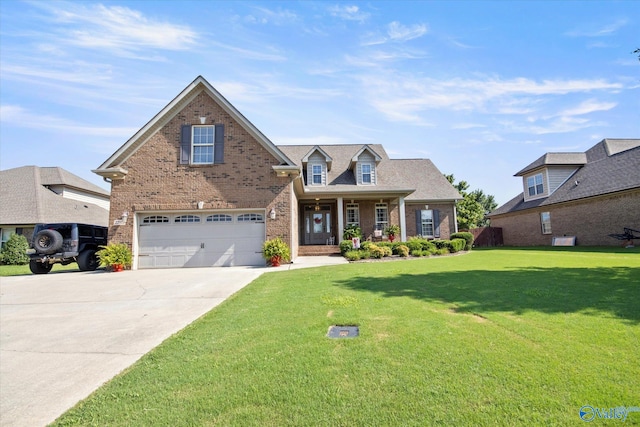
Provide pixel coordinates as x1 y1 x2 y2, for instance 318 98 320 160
453 204 459 233
399 197 407 242
337 197 344 243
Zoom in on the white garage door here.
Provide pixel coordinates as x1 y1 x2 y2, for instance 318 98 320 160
137 212 265 268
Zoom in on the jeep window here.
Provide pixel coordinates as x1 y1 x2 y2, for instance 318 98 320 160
94 228 108 239
78 225 93 238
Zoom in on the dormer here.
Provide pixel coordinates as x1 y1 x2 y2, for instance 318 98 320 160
350 145 382 186
515 152 587 202
302 146 332 186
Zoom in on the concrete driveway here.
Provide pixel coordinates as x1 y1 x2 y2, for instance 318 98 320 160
0 266 266 427
0 256 347 426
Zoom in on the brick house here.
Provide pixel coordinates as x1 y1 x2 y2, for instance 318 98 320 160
0 166 109 247
488 139 640 246
93 76 461 269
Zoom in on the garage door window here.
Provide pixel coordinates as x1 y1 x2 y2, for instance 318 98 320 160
207 214 232 222
237 213 264 222
143 216 169 224
175 215 201 223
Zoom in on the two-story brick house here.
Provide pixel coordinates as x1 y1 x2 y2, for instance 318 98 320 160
488 139 640 246
93 76 461 268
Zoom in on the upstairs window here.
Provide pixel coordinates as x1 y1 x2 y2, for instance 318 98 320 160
180 124 224 165
527 173 544 197
361 163 372 184
192 126 214 164
311 164 323 185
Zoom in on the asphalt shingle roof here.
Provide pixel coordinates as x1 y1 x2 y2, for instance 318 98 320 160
489 139 640 216
0 166 110 226
277 144 461 201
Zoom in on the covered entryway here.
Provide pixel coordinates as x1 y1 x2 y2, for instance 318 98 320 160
137 211 265 268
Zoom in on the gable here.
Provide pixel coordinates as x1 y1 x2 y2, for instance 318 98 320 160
93 76 295 180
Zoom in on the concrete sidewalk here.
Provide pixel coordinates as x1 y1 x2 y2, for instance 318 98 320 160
0 256 346 427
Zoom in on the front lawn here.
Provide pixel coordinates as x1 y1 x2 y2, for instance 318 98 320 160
54 247 640 426
0 263 81 276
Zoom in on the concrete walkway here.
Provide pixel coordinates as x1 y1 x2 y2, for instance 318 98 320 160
0 256 346 427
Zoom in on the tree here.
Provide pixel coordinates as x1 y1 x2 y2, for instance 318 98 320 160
445 174 498 230
0 233 29 265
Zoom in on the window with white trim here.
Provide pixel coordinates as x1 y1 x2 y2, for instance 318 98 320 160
375 203 388 231
311 164 323 185
206 214 232 222
175 215 201 223
540 212 552 234
362 163 372 184
527 173 544 197
142 216 169 224
192 126 215 165
420 210 434 237
346 203 360 226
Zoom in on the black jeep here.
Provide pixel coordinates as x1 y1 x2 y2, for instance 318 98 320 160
28 223 108 274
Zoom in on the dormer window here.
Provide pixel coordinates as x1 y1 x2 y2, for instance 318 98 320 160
311 164 323 185
527 173 544 196
362 164 372 184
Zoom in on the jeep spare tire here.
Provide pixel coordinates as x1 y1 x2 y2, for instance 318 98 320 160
33 229 63 254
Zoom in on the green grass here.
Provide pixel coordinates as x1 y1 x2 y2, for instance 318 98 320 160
0 263 81 276
53 247 640 426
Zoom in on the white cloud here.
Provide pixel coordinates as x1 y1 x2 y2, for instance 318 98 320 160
0 104 137 137
28 2 198 57
565 19 628 37
246 6 298 25
555 99 617 117
275 135 349 145
328 4 369 22
387 21 428 42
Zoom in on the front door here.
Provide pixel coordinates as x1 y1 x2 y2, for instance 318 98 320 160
304 207 332 245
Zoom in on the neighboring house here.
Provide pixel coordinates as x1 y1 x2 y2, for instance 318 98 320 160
488 139 640 246
0 166 110 247
93 75 461 269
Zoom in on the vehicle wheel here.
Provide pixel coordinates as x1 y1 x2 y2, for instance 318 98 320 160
33 229 63 254
29 260 53 274
77 250 99 271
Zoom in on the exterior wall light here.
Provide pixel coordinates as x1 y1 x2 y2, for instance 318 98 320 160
269 208 277 220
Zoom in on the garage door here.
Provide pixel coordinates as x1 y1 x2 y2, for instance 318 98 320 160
137 212 265 268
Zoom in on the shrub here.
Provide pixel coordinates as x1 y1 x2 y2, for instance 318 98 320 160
436 248 450 256
382 246 393 257
0 233 29 265
339 240 354 255
396 245 409 257
411 249 429 257
431 239 449 250
451 232 474 250
369 244 385 259
360 241 374 251
344 250 362 261
450 238 466 253
406 237 427 252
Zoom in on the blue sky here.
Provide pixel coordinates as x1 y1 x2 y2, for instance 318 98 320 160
1 0 638 205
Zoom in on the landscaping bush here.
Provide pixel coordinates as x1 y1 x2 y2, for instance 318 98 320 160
369 244 386 259
342 224 362 240
382 246 392 257
406 237 427 252
344 250 362 261
436 248 450 255
339 240 354 255
0 233 29 265
396 245 409 257
450 238 466 253
451 232 474 250
360 241 374 251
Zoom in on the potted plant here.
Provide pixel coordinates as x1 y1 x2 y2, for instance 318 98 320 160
342 224 362 240
384 224 401 242
262 237 290 267
97 243 132 272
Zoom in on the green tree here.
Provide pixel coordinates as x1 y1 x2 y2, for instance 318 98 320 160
0 233 30 265
445 174 498 230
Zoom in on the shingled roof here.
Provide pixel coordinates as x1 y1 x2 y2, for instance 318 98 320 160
0 166 109 226
489 139 640 216
277 144 462 201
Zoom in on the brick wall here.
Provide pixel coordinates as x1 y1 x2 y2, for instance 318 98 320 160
107 91 294 252
491 189 640 246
